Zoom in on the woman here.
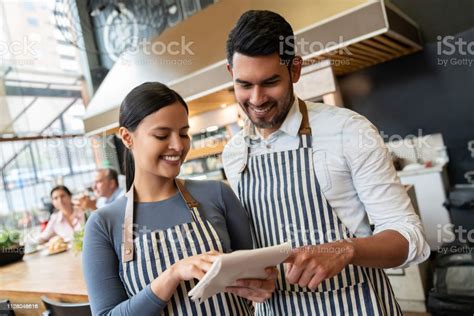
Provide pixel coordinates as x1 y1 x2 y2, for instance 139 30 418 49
38 185 84 244
83 82 276 315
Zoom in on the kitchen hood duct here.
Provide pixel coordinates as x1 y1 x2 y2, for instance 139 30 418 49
84 0 422 135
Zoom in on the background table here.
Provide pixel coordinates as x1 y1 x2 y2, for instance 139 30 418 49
0 249 88 315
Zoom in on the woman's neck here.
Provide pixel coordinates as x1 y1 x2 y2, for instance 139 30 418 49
133 171 177 202
61 205 74 217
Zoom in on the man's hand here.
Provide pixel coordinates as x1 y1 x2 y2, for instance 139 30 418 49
284 240 355 291
74 194 97 212
225 267 278 303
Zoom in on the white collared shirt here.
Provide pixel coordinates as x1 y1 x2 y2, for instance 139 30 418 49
96 187 124 209
222 97 430 268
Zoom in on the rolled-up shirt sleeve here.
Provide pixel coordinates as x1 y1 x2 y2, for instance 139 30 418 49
342 114 430 268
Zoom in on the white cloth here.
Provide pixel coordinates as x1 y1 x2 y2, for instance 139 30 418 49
222 97 430 268
188 242 291 302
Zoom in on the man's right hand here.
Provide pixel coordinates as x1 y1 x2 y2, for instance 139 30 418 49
225 267 277 303
74 194 97 212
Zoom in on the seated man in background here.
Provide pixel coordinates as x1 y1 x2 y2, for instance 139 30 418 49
75 168 123 211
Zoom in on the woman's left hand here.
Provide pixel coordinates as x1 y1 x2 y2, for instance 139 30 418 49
225 267 278 303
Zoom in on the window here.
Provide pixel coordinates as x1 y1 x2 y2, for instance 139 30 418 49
27 17 38 27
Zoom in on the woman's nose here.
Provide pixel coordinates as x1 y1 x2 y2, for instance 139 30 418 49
168 134 184 152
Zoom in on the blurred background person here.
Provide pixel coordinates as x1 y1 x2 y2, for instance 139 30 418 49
38 185 85 244
75 168 124 211
17 211 36 229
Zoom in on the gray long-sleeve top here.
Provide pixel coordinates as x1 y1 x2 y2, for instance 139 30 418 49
82 180 253 315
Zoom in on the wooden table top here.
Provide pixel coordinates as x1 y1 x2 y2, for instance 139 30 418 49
0 248 87 297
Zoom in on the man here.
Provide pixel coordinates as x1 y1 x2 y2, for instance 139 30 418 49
77 168 123 211
222 10 429 315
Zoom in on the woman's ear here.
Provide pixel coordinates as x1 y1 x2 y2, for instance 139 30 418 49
119 127 133 149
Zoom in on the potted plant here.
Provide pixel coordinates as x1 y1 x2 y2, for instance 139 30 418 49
0 228 25 266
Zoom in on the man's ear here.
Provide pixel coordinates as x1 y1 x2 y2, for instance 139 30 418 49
227 63 233 78
290 56 303 83
119 127 133 149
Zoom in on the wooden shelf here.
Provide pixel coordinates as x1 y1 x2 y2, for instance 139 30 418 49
186 140 226 161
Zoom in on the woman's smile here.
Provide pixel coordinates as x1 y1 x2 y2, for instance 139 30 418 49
160 154 182 166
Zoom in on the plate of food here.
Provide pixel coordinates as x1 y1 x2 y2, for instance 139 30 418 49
41 236 70 256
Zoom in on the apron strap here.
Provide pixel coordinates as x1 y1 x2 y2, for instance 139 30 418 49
238 145 250 174
175 178 199 209
122 187 135 263
297 99 312 136
121 179 199 263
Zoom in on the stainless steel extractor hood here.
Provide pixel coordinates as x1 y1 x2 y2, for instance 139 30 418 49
84 0 422 135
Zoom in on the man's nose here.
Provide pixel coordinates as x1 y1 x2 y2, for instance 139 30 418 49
249 86 266 107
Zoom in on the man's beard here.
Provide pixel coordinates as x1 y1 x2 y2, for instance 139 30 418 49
248 83 294 129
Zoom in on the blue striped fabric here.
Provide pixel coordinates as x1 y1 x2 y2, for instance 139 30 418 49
239 132 402 316
122 205 253 315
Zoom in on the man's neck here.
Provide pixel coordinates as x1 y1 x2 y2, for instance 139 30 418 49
105 187 117 200
257 125 280 140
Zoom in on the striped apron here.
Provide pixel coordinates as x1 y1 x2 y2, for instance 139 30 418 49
121 179 253 315
238 100 402 315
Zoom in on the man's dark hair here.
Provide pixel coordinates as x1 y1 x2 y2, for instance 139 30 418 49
226 10 295 67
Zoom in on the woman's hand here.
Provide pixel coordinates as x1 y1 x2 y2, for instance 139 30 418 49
225 267 278 303
150 250 220 301
170 250 221 282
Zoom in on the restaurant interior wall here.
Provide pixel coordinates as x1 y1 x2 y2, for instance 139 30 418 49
339 0 474 185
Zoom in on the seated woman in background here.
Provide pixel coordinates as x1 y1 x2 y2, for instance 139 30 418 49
38 185 85 244
83 82 276 315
